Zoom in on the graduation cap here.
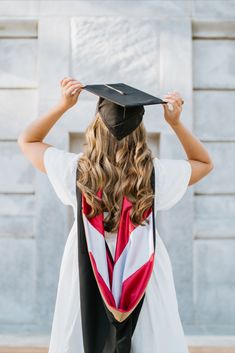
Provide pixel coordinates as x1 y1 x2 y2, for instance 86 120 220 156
83 83 167 141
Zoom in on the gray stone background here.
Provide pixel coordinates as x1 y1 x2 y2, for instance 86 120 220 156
0 0 234 347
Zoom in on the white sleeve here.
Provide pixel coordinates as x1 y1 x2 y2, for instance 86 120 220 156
43 146 82 206
153 158 192 211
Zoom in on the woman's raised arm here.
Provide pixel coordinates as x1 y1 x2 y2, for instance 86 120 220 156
17 77 84 173
162 91 214 186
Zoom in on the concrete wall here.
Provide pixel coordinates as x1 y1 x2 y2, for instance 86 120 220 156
0 0 234 343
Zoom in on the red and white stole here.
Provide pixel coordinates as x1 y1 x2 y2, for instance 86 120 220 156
81 188 156 322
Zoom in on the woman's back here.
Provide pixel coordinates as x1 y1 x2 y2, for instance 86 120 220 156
42 145 192 353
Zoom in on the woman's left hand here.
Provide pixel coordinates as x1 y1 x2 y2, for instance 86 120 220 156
162 91 184 127
59 77 85 110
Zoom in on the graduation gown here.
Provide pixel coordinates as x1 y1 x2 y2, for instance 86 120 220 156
75 163 156 353
44 146 191 353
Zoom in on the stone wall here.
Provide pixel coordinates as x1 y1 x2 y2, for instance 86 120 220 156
0 0 234 343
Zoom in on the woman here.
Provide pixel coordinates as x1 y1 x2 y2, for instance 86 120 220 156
18 77 213 353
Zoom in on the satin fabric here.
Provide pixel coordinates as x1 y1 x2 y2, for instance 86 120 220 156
76 165 156 353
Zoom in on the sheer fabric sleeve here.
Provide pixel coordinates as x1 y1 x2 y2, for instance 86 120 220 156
43 146 82 206
153 158 192 211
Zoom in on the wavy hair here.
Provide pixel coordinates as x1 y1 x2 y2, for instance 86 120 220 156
76 112 155 234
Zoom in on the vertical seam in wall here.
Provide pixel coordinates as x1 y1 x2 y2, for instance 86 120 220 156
191 15 197 326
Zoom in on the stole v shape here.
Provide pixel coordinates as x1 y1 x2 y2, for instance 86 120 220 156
81 186 156 321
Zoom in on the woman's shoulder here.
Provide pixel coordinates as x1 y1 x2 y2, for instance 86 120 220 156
152 156 192 211
44 146 84 206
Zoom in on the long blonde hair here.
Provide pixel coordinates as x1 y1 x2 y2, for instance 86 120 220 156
76 112 155 234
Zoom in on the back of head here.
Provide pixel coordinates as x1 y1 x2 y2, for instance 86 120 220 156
76 112 154 233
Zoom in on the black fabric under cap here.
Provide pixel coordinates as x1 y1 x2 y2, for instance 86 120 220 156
83 83 167 140
96 97 145 140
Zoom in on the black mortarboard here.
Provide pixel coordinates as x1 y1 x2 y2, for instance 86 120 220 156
83 83 167 141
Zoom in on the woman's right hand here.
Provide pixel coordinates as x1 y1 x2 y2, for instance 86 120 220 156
162 91 184 127
59 77 85 110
